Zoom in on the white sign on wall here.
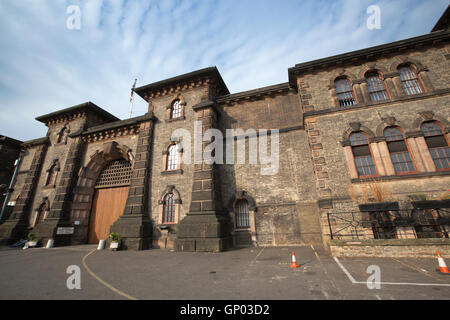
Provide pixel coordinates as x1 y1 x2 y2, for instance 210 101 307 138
57 227 74 235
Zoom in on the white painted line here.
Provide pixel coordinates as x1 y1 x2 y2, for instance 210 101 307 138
333 257 450 287
333 257 357 283
375 294 382 300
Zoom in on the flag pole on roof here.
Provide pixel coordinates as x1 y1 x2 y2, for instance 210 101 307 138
129 78 137 119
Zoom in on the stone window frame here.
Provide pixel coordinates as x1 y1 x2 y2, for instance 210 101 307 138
44 159 60 188
161 140 184 175
420 120 450 172
56 123 70 145
157 185 182 225
396 63 425 96
165 94 186 122
332 76 358 107
383 126 418 176
364 70 390 102
342 124 380 180
389 56 434 93
32 197 50 228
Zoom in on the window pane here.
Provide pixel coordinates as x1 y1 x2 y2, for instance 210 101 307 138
398 67 422 95
163 193 175 223
366 74 387 102
235 199 250 228
335 79 355 106
167 145 178 171
171 100 181 119
421 122 443 137
350 132 369 146
429 147 450 169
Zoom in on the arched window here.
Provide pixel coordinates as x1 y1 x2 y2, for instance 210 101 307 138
384 127 415 174
35 202 47 226
45 160 59 186
398 65 422 95
412 209 443 238
162 193 176 224
335 78 356 106
235 199 250 229
166 144 179 171
57 126 69 144
349 132 377 177
171 99 182 119
365 72 387 102
421 121 450 170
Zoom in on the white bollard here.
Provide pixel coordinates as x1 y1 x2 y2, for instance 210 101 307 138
46 239 54 248
97 239 106 250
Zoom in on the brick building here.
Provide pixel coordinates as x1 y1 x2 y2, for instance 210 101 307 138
0 7 449 255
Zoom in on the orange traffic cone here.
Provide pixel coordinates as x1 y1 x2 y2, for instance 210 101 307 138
290 252 300 268
436 251 450 274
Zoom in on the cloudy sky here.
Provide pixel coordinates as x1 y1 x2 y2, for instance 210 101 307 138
0 0 447 141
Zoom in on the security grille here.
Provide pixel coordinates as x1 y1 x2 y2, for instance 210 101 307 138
95 159 132 188
235 199 250 228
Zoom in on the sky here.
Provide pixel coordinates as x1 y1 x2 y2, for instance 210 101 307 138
0 0 448 141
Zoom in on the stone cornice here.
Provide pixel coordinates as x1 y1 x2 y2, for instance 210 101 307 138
35 101 119 126
81 113 154 143
288 30 450 88
22 137 49 149
215 82 292 106
134 67 230 102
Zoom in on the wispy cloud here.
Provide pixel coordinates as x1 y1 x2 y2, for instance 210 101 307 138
0 0 447 141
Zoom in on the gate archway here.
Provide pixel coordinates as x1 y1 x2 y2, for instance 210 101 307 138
70 141 134 244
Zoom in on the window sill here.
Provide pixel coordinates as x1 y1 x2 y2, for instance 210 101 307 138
351 170 450 183
161 169 183 175
165 116 185 123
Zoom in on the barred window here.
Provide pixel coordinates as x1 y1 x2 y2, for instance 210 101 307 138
166 144 179 171
398 66 422 95
412 209 443 239
36 203 47 226
370 211 397 239
335 78 356 106
57 127 69 144
366 72 387 102
235 199 250 229
95 159 132 188
350 132 377 177
171 100 182 119
421 122 450 170
162 193 175 224
384 127 415 174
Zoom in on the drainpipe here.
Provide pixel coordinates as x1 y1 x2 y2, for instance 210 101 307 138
0 151 24 222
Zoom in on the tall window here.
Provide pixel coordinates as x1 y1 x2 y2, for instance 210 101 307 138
398 66 422 95
57 126 68 144
235 199 250 229
171 100 182 119
166 144 179 171
366 72 387 102
335 78 356 106
350 132 377 177
421 121 450 170
45 161 58 186
35 203 47 226
162 193 175 224
384 127 415 174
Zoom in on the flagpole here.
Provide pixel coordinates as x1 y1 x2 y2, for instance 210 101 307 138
129 78 137 119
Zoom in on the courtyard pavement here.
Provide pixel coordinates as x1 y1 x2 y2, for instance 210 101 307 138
0 244 449 301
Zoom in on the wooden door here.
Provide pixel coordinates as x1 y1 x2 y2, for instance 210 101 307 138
88 186 130 244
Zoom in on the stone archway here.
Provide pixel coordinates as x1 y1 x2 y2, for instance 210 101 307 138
69 141 134 245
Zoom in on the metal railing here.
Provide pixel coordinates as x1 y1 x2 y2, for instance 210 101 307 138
327 208 450 240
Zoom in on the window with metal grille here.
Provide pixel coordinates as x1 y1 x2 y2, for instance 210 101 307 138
162 193 175 224
398 66 422 95
421 122 450 170
370 211 397 239
335 78 356 106
384 127 415 174
235 199 250 229
171 100 182 119
166 144 178 171
95 159 132 188
412 209 443 239
366 72 387 102
350 132 377 177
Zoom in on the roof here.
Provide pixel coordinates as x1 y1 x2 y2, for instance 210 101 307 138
134 67 230 99
35 101 119 124
431 5 450 32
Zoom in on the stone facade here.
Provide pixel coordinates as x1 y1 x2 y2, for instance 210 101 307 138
0 8 449 255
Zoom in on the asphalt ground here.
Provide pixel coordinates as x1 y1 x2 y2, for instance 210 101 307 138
0 245 449 301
